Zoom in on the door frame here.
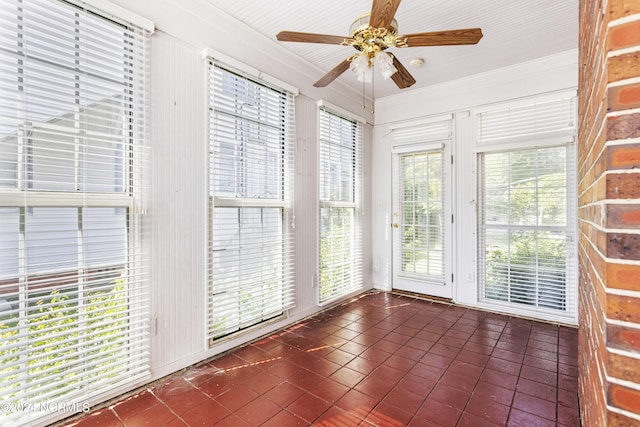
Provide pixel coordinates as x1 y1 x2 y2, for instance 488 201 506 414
391 140 454 299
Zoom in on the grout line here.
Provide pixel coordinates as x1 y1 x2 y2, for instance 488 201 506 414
55 292 577 426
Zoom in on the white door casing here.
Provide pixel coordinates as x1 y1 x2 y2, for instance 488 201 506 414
391 138 453 299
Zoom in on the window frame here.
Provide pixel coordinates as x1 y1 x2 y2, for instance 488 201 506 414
317 102 364 305
474 93 578 322
206 56 296 342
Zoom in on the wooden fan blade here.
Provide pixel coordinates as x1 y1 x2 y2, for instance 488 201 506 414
369 0 401 29
400 28 483 47
277 31 353 45
390 56 416 89
314 59 351 87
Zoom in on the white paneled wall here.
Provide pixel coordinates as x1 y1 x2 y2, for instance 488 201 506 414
149 33 208 371
371 125 393 291
452 111 478 305
362 124 373 292
292 95 320 312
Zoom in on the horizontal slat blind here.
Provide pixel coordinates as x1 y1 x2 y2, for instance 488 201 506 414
477 96 577 319
0 0 150 425
392 120 451 147
477 97 576 145
318 107 363 304
207 60 295 340
396 150 445 281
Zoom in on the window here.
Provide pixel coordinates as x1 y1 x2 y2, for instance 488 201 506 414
318 106 363 304
207 60 295 341
0 0 150 424
477 96 577 318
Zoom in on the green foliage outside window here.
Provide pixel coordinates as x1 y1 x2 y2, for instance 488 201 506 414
0 272 128 403
319 207 353 303
486 231 566 309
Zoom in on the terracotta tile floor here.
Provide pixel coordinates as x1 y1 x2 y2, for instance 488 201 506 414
61 292 580 426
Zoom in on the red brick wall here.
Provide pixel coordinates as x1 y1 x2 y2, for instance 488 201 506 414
578 1 640 425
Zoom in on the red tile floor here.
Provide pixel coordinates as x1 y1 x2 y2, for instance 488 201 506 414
61 292 580 426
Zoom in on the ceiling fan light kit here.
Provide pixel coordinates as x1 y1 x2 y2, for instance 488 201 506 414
348 53 373 83
348 50 397 83
276 0 483 90
373 51 398 79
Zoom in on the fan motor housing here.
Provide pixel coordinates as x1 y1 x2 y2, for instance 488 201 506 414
348 12 398 53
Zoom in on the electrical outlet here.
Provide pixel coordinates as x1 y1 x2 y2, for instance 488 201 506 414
311 274 317 288
374 259 380 271
467 272 475 282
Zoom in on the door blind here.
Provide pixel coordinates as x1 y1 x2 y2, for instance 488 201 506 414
207 60 295 341
392 120 451 146
318 107 363 304
0 0 150 425
396 150 445 281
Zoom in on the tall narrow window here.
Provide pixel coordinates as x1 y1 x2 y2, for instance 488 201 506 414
477 96 577 319
207 60 295 341
318 106 363 304
0 0 150 425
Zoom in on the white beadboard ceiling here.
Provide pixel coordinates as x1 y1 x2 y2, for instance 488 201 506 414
206 0 578 99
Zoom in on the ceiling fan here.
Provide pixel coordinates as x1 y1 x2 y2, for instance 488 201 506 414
276 0 483 89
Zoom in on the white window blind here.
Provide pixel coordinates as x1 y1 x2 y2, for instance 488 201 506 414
392 120 451 146
477 96 576 146
207 60 295 341
0 0 150 425
318 107 363 304
477 97 577 319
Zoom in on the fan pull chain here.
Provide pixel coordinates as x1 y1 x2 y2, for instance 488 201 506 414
360 64 375 115
370 64 375 114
